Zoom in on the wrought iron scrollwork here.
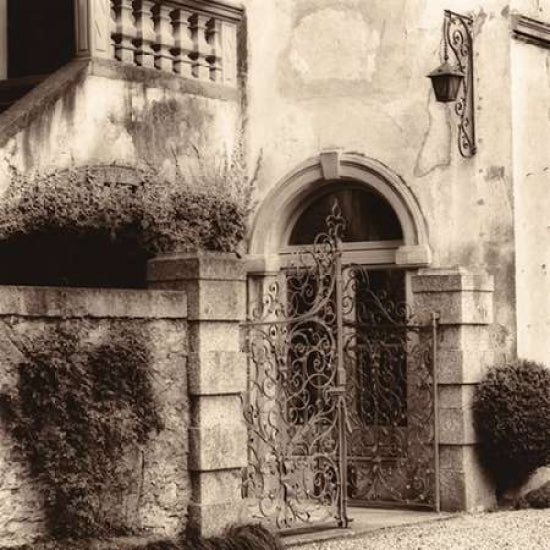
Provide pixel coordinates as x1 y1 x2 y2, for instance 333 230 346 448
445 10 476 157
242 203 346 530
342 266 436 506
242 202 438 531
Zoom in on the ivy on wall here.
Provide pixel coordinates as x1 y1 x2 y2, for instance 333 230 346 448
0 323 163 539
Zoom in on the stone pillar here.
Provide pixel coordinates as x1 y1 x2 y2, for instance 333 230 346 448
411 267 497 512
147 252 248 536
74 0 112 59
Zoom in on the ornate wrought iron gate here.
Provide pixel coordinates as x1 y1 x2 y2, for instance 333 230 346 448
241 205 439 531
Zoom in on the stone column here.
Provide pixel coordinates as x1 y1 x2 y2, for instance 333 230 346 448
147 252 248 536
74 0 112 59
411 267 497 512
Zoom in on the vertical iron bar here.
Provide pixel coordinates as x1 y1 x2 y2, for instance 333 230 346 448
432 311 441 513
335 234 349 528
465 21 476 155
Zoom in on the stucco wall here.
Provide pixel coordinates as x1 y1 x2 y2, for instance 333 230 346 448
512 35 550 365
0 59 242 196
513 0 550 20
244 0 516 358
0 287 189 547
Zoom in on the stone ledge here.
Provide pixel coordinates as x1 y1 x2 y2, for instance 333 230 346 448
90 58 241 102
147 252 246 283
512 14 550 49
412 268 494 293
0 286 187 319
0 59 90 148
395 244 432 267
176 0 245 23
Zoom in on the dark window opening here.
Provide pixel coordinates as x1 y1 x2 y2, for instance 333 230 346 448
352 269 407 428
289 186 403 246
8 0 75 79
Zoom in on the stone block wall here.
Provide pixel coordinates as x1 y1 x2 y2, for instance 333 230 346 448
412 268 497 512
0 287 189 547
148 252 248 537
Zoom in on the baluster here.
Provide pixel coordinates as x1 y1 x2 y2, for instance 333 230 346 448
189 14 211 80
113 0 136 63
152 4 174 72
134 0 155 69
172 9 194 78
205 18 222 82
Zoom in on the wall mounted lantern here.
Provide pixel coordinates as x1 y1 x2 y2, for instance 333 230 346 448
427 10 476 157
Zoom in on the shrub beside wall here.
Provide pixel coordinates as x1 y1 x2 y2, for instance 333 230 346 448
473 359 550 493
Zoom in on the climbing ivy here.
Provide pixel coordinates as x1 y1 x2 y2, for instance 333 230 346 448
0 323 162 539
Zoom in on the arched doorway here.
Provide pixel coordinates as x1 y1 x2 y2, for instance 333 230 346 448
243 153 437 531
249 152 430 265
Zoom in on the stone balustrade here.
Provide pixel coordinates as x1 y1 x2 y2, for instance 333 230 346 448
75 0 243 87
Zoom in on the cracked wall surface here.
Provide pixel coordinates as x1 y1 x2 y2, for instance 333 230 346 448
244 0 517 359
0 60 241 197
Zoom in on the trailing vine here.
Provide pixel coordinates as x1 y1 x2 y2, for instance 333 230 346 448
0 139 259 287
0 323 162 539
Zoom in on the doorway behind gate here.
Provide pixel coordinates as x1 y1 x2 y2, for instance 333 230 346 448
241 202 439 532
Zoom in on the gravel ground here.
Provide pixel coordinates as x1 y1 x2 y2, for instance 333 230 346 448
289 510 550 550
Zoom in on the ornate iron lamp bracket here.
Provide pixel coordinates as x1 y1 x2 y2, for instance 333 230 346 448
444 10 476 157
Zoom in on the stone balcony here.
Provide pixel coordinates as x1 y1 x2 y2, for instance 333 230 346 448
0 0 244 114
75 0 244 88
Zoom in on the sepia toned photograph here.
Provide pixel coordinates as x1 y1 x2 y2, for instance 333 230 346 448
0 1 548 549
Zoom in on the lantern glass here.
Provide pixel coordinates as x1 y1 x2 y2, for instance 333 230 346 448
427 62 465 103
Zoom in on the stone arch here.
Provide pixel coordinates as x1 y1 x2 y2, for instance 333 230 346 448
249 152 431 267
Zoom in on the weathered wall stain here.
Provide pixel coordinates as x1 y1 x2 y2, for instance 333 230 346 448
123 97 214 167
484 165 506 181
414 91 452 177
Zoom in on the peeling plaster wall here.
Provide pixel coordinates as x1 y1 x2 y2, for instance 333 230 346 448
512 37 550 365
244 0 516 357
0 63 241 196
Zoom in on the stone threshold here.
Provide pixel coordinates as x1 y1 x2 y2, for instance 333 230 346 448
283 508 454 548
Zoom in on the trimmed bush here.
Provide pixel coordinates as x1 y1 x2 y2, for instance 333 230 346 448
473 359 550 491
